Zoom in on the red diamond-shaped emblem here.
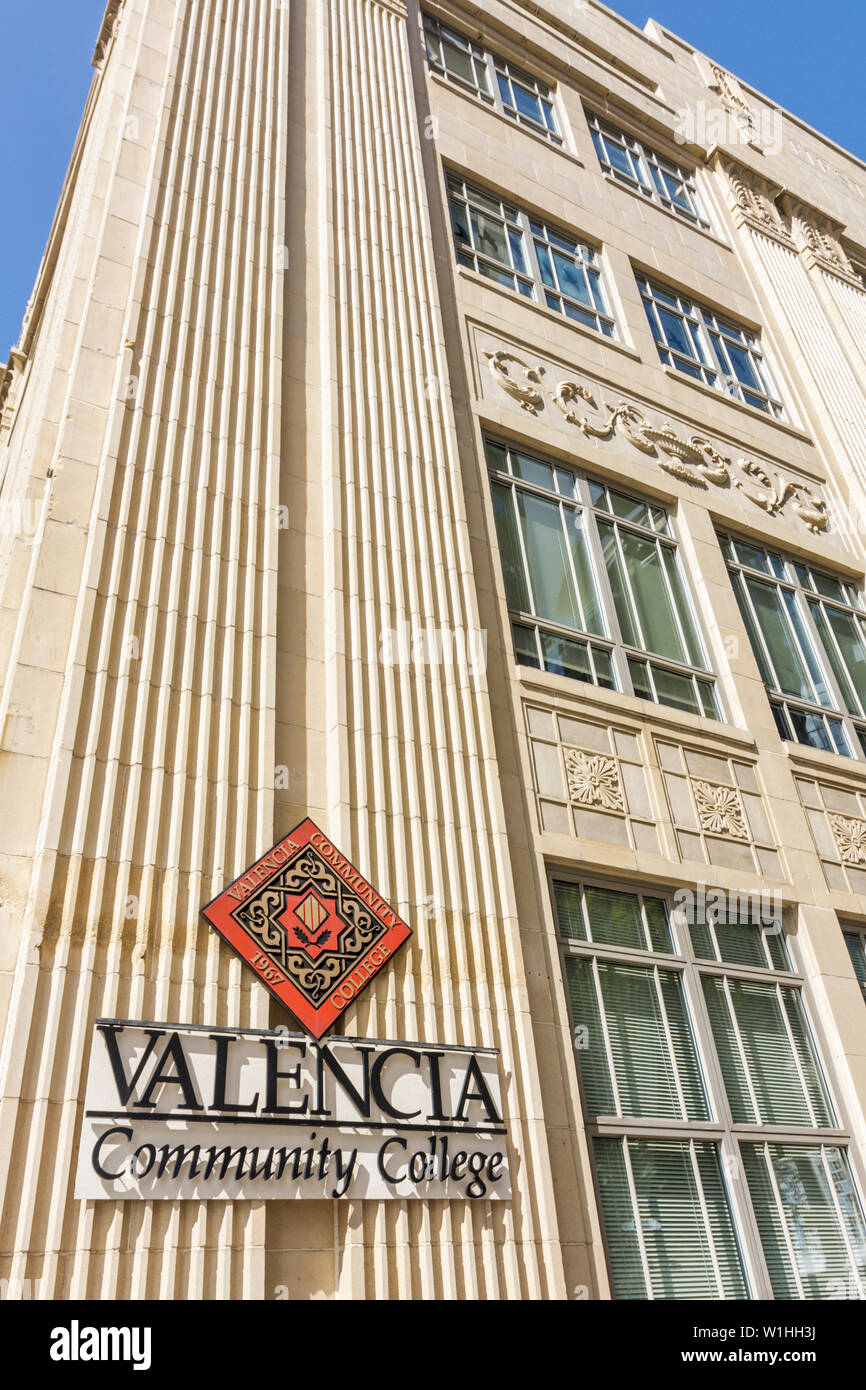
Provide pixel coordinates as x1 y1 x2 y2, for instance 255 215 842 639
200 817 412 1038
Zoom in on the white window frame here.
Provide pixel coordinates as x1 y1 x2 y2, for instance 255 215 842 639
552 874 863 1301
447 175 616 335
488 439 720 718
722 532 866 762
638 275 785 417
587 110 710 230
423 12 562 144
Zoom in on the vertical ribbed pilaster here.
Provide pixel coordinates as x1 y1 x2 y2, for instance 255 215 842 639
319 0 566 1299
0 0 287 1297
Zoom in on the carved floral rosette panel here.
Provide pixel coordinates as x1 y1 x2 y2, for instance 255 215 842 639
796 775 866 894
526 705 659 855
657 741 783 877
232 846 387 1007
564 748 625 813
480 343 829 536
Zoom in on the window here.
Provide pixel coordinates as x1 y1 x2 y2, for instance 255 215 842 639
488 440 719 717
447 176 615 335
587 111 710 229
554 879 866 1299
843 928 866 995
637 276 784 417
423 14 561 143
722 533 866 760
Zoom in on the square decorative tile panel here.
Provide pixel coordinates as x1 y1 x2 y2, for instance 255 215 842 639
526 705 658 854
796 776 866 895
656 742 783 877
201 818 412 1038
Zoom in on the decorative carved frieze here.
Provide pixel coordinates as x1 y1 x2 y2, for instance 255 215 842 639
828 812 866 864
484 349 829 534
693 780 748 839
564 748 625 814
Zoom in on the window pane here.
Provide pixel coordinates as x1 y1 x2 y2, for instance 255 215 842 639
566 956 617 1115
593 1139 649 1299
511 622 539 668
703 978 832 1126
584 885 646 949
743 1145 866 1300
540 631 592 682
553 880 586 940
744 577 815 702
595 1138 747 1300
511 450 554 491
552 249 592 305
568 958 707 1119
813 604 866 716
645 898 674 953
517 492 582 628
613 529 689 663
512 82 544 124
469 208 509 264
657 306 698 359
441 35 482 88
567 510 605 636
491 484 530 612
650 666 701 715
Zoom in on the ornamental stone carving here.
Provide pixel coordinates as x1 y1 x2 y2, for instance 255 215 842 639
484 349 829 534
722 162 792 243
564 748 625 813
787 201 858 281
693 781 748 839
710 65 756 138
829 812 866 864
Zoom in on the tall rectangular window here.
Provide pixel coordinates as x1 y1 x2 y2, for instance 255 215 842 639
554 879 866 1299
423 14 561 143
722 533 866 760
638 276 784 417
488 440 719 717
448 176 615 335
587 111 710 229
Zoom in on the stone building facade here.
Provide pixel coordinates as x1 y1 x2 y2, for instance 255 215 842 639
0 0 865 1299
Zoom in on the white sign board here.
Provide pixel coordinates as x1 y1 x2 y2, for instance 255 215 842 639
75 1020 510 1201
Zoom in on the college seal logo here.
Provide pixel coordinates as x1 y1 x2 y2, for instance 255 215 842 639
201 818 411 1038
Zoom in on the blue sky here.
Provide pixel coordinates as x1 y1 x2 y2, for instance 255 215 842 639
0 1 864 356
